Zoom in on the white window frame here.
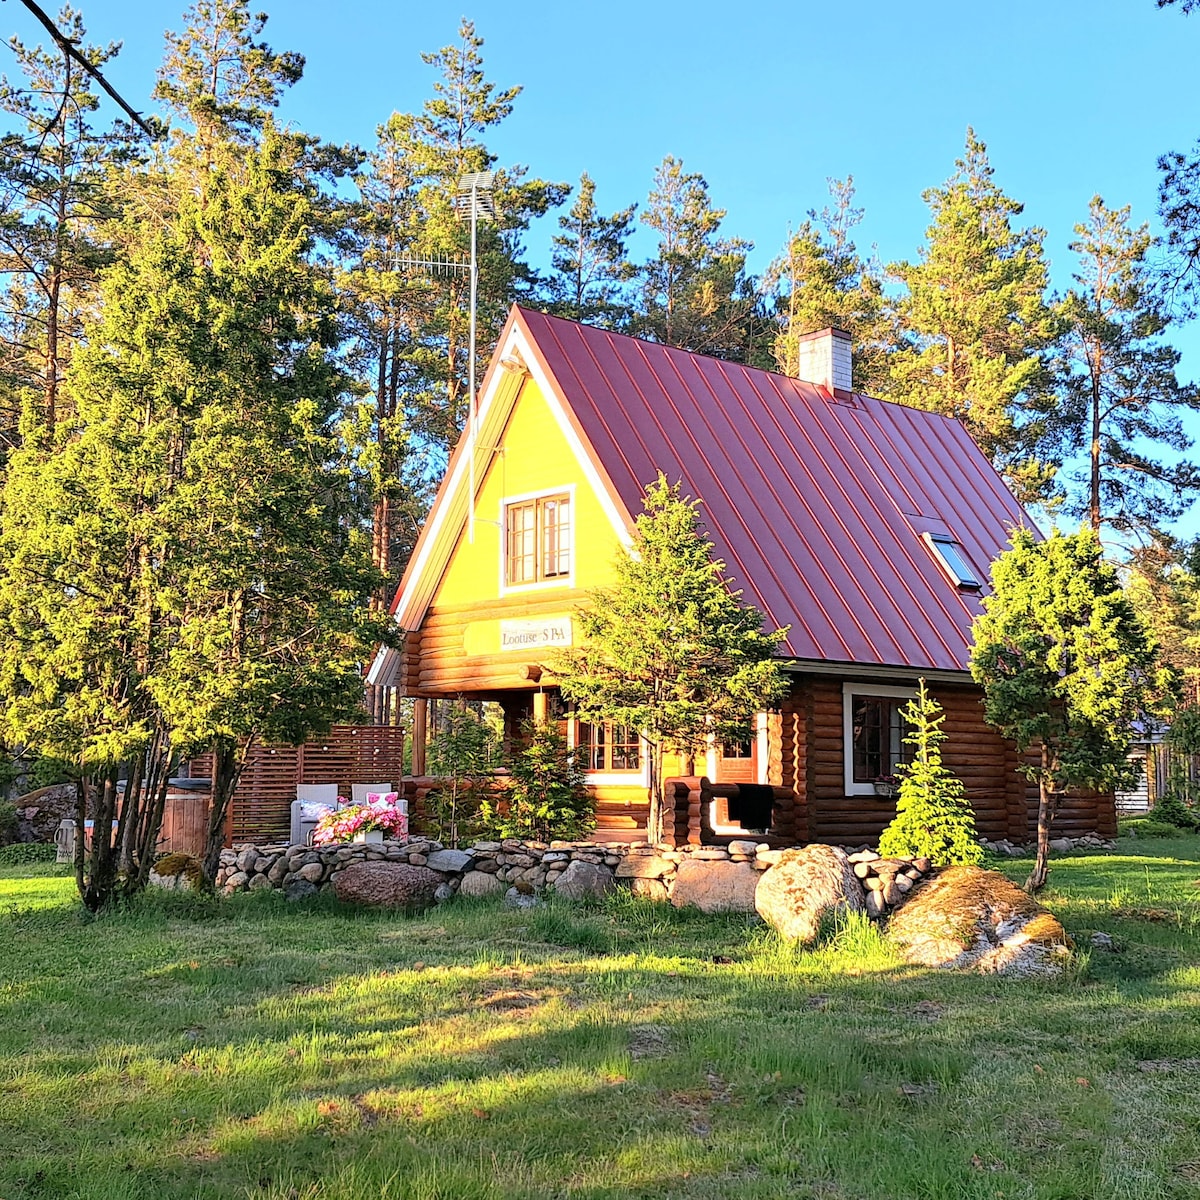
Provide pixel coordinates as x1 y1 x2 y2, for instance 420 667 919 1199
842 683 917 796
567 718 651 787
498 484 576 595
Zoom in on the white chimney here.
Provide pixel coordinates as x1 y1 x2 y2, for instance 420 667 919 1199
795 327 853 393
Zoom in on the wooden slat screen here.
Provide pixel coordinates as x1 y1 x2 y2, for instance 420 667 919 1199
184 725 408 845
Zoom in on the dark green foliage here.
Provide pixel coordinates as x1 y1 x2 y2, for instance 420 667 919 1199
636 156 763 362
878 680 983 866
971 527 1172 890
0 801 17 846
425 706 499 846
1058 197 1200 540
546 172 637 328
1152 793 1196 829
479 721 594 843
552 474 788 843
1118 817 1187 839
1168 702 1200 754
768 177 895 393
887 130 1062 505
0 841 55 865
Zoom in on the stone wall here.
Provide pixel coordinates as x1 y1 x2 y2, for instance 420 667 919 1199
211 831 1115 911
214 837 788 909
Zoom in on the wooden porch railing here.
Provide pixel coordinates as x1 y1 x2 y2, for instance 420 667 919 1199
662 776 799 847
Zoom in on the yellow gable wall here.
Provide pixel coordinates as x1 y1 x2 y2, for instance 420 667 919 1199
414 375 628 695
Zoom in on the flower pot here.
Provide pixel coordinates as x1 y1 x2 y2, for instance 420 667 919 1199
353 829 385 845
873 782 897 798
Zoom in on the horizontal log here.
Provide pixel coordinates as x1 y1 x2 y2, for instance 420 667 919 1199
426 591 590 620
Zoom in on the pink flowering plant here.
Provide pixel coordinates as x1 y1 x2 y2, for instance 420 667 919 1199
312 798 408 845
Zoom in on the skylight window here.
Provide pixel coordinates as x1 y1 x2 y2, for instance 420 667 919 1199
924 533 981 589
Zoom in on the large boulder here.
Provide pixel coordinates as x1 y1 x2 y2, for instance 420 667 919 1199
331 861 441 910
426 848 473 873
457 869 506 898
887 865 1073 977
13 783 78 842
552 860 616 901
755 845 865 943
615 855 673 879
671 859 760 913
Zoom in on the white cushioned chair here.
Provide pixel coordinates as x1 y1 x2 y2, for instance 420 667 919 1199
290 783 340 846
351 783 396 803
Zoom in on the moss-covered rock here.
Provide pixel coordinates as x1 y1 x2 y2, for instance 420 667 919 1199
150 853 203 890
887 865 1072 977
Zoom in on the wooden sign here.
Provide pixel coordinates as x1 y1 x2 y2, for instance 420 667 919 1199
499 617 572 652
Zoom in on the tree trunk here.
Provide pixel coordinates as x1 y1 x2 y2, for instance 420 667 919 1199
1089 345 1103 532
73 776 87 900
81 769 120 911
202 740 244 888
1025 744 1058 892
646 742 663 845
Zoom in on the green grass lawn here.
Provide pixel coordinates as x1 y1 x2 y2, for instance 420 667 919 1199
2 841 1199 1200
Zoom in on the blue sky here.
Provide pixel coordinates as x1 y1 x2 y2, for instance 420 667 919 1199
6 0 1200 530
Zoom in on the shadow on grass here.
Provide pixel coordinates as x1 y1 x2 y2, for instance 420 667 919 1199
3 846 1200 1199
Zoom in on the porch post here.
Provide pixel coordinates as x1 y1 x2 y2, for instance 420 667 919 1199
532 690 548 727
412 697 428 776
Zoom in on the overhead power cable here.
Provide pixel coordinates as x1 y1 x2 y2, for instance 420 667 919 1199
7 0 155 136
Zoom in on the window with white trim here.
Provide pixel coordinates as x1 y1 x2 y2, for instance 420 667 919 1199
504 492 571 586
842 683 916 796
576 720 641 773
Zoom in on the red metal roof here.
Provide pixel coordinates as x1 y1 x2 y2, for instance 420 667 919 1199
516 306 1033 674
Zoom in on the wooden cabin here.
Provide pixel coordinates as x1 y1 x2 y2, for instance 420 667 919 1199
368 308 1115 845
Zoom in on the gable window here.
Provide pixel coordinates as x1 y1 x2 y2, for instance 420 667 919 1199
842 683 916 796
505 492 571 586
924 533 981 589
576 720 641 773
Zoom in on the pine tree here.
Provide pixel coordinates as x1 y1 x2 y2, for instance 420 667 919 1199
767 177 896 393
1126 535 1200 706
551 474 788 843
344 113 430 615
546 172 637 327
889 130 1063 505
637 156 763 362
0 6 140 445
1157 0 1200 298
373 20 567 462
970 528 1171 891
877 680 982 866
1058 197 1200 541
154 0 303 152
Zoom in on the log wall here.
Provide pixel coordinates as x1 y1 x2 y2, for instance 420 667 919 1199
411 591 592 695
777 674 1116 845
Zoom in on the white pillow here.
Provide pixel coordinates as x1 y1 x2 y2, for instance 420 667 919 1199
299 803 332 820
366 791 399 806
